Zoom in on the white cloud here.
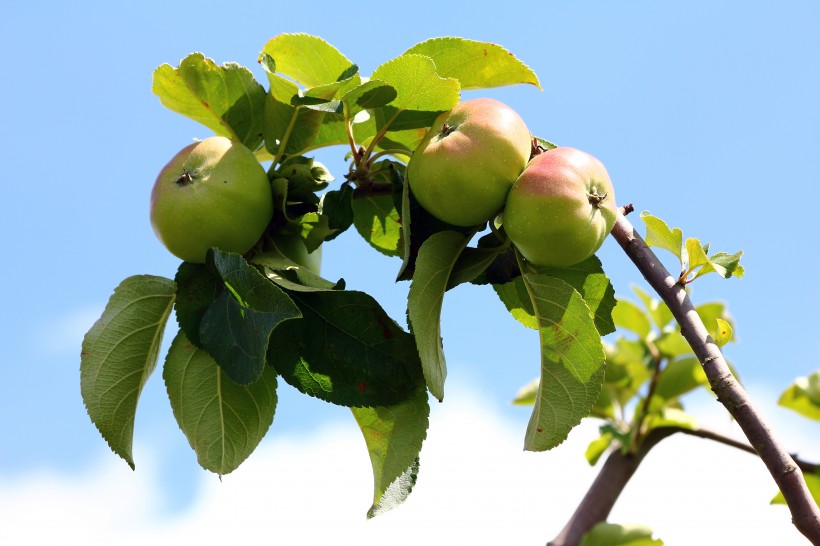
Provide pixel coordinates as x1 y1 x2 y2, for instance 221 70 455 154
0 384 814 545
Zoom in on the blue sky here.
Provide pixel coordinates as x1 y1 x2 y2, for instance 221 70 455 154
2 1 819 543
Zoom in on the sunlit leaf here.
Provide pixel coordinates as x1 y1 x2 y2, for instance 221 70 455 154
778 371 820 421
404 37 541 90
352 387 429 518
521 274 605 451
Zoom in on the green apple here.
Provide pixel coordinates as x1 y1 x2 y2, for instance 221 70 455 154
407 98 532 227
503 147 617 268
150 136 273 263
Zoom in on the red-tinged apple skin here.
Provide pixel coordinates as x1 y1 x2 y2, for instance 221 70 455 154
407 98 532 227
150 136 273 263
503 147 617 268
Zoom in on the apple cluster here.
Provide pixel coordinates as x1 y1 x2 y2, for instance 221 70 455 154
407 98 618 268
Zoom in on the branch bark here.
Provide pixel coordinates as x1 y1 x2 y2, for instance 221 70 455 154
548 424 819 546
606 210 820 545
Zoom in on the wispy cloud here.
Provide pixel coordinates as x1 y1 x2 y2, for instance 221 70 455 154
0 385 812 545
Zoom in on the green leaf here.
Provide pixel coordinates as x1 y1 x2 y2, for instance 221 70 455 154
585 433 614 466
352 192 403 257
604 339 653 405
448 238 508 289
580 522 663 546
173 262 222 348
267 290 423 408
199 250 301 385
653 330 692 359
778 371 820 421
260 34 355 88
640 212 683 262
772 469 820 505
714 318 733 347
521 274 606 451
370 54 461 133
152 53 266 149
163 331 277 475
494 256 616 336
643 407 698 432
612 298 652 339
251 251 341 293
263 81 347 156
530 257 617 336
404 37 541 90
351 387 429 518
655 357 708 400
319 184 355 240
342 80 398 118
80 275 176 469
632 285 674 330
512 377 539 406
407 231 469 401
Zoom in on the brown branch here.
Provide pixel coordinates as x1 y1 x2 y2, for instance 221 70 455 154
548 424 820 546
607 209 820 544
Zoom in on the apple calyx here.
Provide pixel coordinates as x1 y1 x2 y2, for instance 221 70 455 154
588 191 608 207
176 169 195 186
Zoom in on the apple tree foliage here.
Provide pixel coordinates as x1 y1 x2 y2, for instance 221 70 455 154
79 34 819 541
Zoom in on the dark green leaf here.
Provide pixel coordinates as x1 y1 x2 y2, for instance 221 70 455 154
320 184 355 238
267 290 423 407
199 250 301 385
80 275 176 469
174 262 222 347
163 331 278 475
342 80 398 117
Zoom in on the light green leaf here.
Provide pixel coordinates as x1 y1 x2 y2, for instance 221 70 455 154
370 54 461 133
512 377 539 406
152 53 266 149
404 37 541 90
585 433 614 466
640 212 682 262
407 231 469 401
580 522 663 546
772 470 820 505
352 193 403 257
654 330 692 359
655 357 708 400
351 387 429 518
643 407 698 432
80 275 176 469
495 257 616 336
521 274 606 451
714 318 733 347
778 371 820 421
631 285 674 330
612 298 652 338
260 33 355 87
163 331 277 475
